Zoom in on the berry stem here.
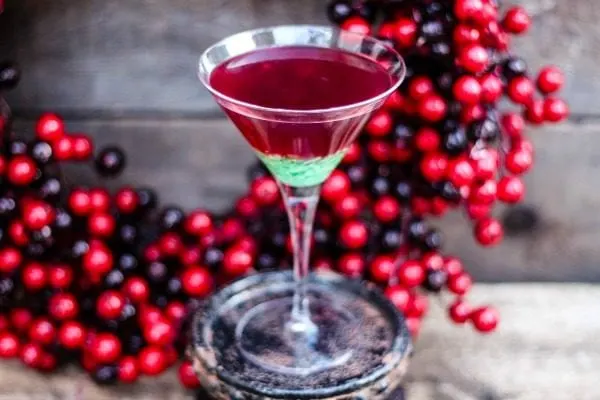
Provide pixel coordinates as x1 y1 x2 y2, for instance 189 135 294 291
278 182 321 346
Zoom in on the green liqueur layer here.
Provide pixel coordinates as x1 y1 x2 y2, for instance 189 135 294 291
256 149 347 187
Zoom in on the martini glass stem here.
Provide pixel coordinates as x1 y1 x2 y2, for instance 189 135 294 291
279 182 321 345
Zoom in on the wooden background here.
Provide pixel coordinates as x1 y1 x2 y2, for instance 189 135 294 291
0 1 599 399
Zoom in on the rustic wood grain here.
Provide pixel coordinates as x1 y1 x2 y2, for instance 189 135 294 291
0 284 595 400
12 117 599 282
0 0 598 115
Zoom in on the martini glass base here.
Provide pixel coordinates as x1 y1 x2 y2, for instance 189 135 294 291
191 271 412 400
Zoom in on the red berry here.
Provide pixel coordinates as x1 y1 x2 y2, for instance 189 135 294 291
470 148 498 180
158 232 183 256
383 91 405 111
337 253 365 278
393 18 417 48
48 264 73 289
235 196 259 219
115 187 139 214
453 76 481 105
165 301 186 323
8 220 28 246
340 16 371 35
49 293 79 320
398 260 425 287
407 293 429 318
138 346 166 376
36 113 64 142
184 210 214 236
58 321 86 349
83 244 113 277
219 218 245 243
89 188 111 212
10 308 33 332
342 142 361 164
474 217 504 246
366 110 393 137
123 277 150 304
418 94 447 122
96 290 126 320
454 25 480 48
22 201 55 230
503 6 531 34
406 317 421 338
449 300 472 324
223 247 253 277
138 305 163 328
411 196 431 216
367 140 391 163
20 342 43 368
90 333 122 364
505 149 533 175
28 318 56 345
469 179 497 204
454 0 484 22
543 97 570 122
466 202 492 220
51 136 74 161
447 157 475 187
250 176 279 206
408 76 434 101
370 255 396 284
373 195 400 223
420 152 448 182
334 193 361 220
71 134 94 160
322 170 351 203
524 99 545 124
447 272 473 295
68 189 92 216
460 104 485 124
536 66 564 94
88 212 116 237
385 285 411 314
414 127 440 152
339 220 368 249
422 252 444 271
458 44 488 73
181 267 213 298
470 306 499 333
0 332 20 358
479 73 503 104
22 262 47 291
497 176 525 204
443 257 464 278
0 247 22 273
179 360 201 389
501 113 525 139
143 318 174 347
7 155 37 186
119 356 140 383
507 76 534 105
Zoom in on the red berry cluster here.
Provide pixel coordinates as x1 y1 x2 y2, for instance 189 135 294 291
321 0 568 334
0 88 207 387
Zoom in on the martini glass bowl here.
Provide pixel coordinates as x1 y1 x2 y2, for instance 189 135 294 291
193 25 410 399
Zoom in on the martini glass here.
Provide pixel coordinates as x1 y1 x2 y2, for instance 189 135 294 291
193 25 410 399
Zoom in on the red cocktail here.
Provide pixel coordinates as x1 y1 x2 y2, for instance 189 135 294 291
195 26 409 399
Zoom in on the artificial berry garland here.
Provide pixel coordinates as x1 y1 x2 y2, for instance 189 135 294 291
0 0 568 391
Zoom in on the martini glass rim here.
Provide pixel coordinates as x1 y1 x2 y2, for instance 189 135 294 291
198 24 406 118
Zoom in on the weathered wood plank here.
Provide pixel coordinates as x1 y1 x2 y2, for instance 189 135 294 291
0 0 598 114
12 117 600 282
0 284 595 399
